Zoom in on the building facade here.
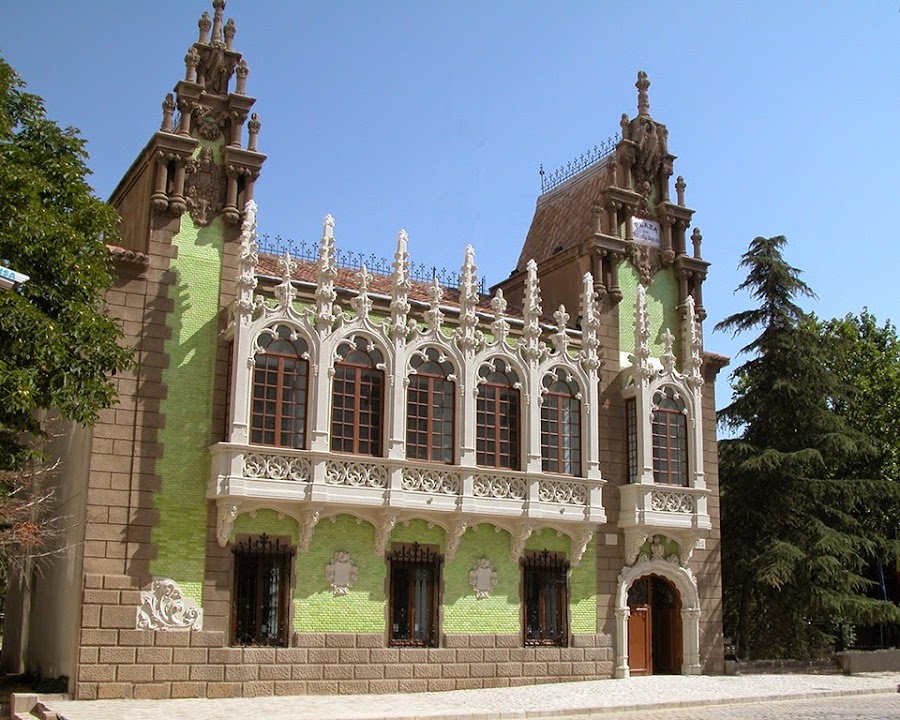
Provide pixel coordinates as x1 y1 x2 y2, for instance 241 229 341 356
2 1 728 700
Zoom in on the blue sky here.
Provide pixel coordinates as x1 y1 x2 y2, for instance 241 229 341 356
3 1 899 395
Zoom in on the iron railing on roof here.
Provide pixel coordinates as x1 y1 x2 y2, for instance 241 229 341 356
256 234 485 294
539 133 619 194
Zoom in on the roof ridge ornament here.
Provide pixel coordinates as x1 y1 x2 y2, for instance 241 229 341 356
636 70 650 117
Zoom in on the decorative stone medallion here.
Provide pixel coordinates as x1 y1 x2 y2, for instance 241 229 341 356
469 558 498 599
325 551 358 596
136 577 203 631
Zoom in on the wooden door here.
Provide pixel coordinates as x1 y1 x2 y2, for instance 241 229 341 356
650 577 682 674
627 578 652 675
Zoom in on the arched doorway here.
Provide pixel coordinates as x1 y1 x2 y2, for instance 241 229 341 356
626 575 682 675
614 558 701 678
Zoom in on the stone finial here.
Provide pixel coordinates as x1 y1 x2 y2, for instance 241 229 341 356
521 260 545 363
683 294 703 388
390 230 412 341
661 328 676 375
185 47 200 83
247 112 261 152
161 94 176 132
235 59 249 95
211 1 227 45
315 215 337 332
579 273 601 373
551 305 570 356
490 288 510 346
351 264 373 321
235 200 259 318
675 175 686 206
224 18 236 51
198 11 212 44
691 228 702 259
424 278 445 334
636 70 650 117
632 284 652 380
275 252 298 310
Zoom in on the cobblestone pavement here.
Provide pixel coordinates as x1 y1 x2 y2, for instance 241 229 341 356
554 693 900 720
41 673 899 720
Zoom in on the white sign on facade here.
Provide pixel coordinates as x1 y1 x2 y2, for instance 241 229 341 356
630 218 661 246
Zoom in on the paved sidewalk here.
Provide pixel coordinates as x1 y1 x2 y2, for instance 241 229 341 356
40 672 900 720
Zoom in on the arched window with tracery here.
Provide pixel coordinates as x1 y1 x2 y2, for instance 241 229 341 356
250 325 309 449
651 386 688 485
476 359 521 470
331 336 385 456
540 368 581 476
406 348 455 464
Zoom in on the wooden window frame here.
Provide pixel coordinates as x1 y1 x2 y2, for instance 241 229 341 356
406 349 455 464
331 338 385 457
651 387 688 486
476 361 521 470
540 373 582 476
387 543 442 647
250 326 309 449
231 534 294 647
522 550 569 647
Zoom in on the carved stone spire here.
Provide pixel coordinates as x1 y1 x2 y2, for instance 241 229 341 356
389 230 412 341
579 273 601 373
661 328 676 376
636 70 651 117
235 200 258 320
682 294 703 388
315 214 337 332
274 252 297 311
521 260 545 363
632 284 652 380
455 245 482 352
211 0 226 45
551 305 570 356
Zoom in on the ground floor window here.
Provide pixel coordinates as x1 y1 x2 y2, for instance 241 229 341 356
232 534 294 646
523 550 569 646
388 543 442 646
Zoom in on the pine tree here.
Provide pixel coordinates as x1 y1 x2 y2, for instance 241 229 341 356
717 236 900 659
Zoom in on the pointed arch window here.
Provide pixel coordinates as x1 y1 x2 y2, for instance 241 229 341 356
652 386 688 486
331 336 385 456
251 325 309 449
476 359 521 470
540 369 582 476
407 348 455 464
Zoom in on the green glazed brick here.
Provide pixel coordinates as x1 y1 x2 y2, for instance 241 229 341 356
618 264 679 361
149 139 227 605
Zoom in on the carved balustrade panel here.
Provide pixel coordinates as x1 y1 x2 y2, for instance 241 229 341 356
538 479 588 506
243 452 312 482
650 489 695 514
472 474 527 501
401 467 461 495
324 459 389 488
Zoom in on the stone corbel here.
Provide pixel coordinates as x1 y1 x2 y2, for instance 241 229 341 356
374 512 398 556
445 518 468 561
216 500 240 547
298 506 321 552
510 524 533 563
571 529 594 566
623 528 649 565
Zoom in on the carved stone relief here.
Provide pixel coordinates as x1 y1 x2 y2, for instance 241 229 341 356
325 551 359 596
625 241 660 286
136 577 203 631
192 105 228 140
468 558 498 599
185 147 224 226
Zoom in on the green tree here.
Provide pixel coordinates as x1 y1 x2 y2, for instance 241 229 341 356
717 236 900 659
0 56 132 470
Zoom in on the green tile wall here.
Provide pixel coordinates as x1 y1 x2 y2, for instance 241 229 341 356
618 264 679 361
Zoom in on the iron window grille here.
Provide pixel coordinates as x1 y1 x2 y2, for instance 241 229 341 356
388 543 442 647
523 550 569 647
476 360 521 470
231 534 294 647
540 369 582 476
651 387 688 485
406 348 455 464
331 336 385 456
250 326 310 449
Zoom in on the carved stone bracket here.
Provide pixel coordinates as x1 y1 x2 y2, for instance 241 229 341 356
136 577 203 631
298 506 321 552
216 501 240 547
374 513 398 556
571 529 594 566
510 524 534 563
324 551 359 596
469 558 498 599
445 518 468 561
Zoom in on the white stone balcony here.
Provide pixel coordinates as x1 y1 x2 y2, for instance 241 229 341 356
209 442 605 561
618 483 710 564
